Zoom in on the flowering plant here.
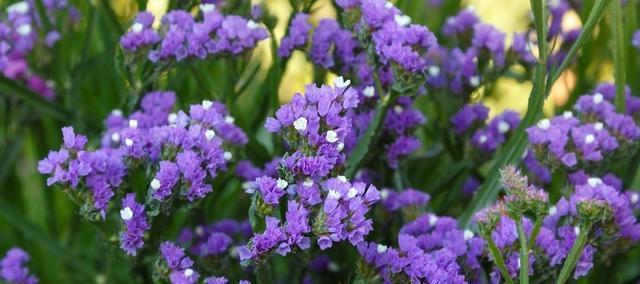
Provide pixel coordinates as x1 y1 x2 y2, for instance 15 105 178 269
2 0 640 283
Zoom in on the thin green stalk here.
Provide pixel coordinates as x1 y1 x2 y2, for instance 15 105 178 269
0 77 70 121
556 224 589 284
527 217 543 250
611 0 627 113
487 237 515 284
516 218 529 284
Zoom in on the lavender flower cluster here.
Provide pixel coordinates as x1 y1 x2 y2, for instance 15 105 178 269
1 248 38 284
1 0 79 99
451 103 521 154
120 4 268 62
38 90 247 256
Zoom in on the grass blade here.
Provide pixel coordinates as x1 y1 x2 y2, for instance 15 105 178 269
0 76 70 121
611 0 627 113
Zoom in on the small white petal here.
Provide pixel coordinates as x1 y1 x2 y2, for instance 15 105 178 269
243 182 256 194
112 109 123 116
380 189 390 200
150 178 161 190
469 76 480 87
328 262 339 272
428 66 440 77
631 193 639 204
384 1 393 9
168 113 178 124
184 269 194 277
7 2 29 14
293 117 308 131
549 206 557 215
585 134 595 144
394 105 403 114
498 121 510 133
225 115 235 124
199 3 216 13
120 207 133 220
131 23 143 33
247 20 259 29
195 226 204 236
537 119 551 130
223 151 233 161
587 177 602 187
593 93 604 104
337 175 347 182
303 179 314 187
347 187 358 198
463 229 474 240
563 111 573 118
128 119 138 129
574 226 580 236
376 244 388 253
394 14 411 26
328 190 341 199
205 129 216 141
336 142 344 152
202 100 213 110
363 86 375 98
594 122 604 131
325 130 339 143
125 138 134 147
16 24 31 36
428 215 438 226
111 132 121 142
478 135 488 144
276 179 288 189
334 76 351 88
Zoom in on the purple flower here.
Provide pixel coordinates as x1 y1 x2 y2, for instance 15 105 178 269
120 193 150 256
451 103 489 134
160 242 199 284
279 13 312 57
152 161 181 200
0 248 38 284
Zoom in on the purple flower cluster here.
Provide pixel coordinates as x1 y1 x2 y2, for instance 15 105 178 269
526 83 640 176
177 219 251 258
381 188 430 212
0 248 38 284
120 4 268 62
278 13 312 57
451 103 520 154
160 242 200 284
120 193 150 256
0 1 79 99
357 212 484 283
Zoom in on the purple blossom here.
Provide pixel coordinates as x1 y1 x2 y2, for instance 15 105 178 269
278 13 311 57
451 103 489 134
120 193 150 256
160 242 199 284
0 248 38 284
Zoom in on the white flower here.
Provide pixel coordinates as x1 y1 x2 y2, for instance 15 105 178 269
334 76 351 88
16 24 31 36
337 175 347 182
549 206 557 215
7 2 29 14
593 93 604 104
112 109 123 116
128 119 138 129
202 100 213 110
384 1 393 9
150 179 161 190
247 20 259 29
205 129 216 141
394 14 411 26
347 187 358 198
363 86 375 98
168 113 178 124
394 105 403 114
225 116 235 123
293 117 308 131
594 122 604 131
574 226 580 236
111 132 121 142
428 66 440 77
328 190 341 199
498 121 510 133
199 3 216 13
631 193 639 204
587 177 602 187
428 215 438 226
563 111 573 118
303 179 314 187
585 134 595 144
131 23 144 33
537 119 551 130
120 207 133 221
336 142 344 152
478 135 488 144
184 269 194 277
463 229 474 240
376 244 388 253
223 151 233 161
125 138 134 147
325 130 338 143
469 76 480 87
380 189 389 200
276 179 288 189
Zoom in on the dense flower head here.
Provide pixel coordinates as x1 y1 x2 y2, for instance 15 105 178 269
500 165 548 216
278 13 312 57
0 0 78 100
121 5 267 61
442 8 479 37
0 248 38 284
160 241 199 284
176 219 250 258
451 103 489 134
120 193 150 256
471 110 520 153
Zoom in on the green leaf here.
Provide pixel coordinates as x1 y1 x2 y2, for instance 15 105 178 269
611 0 627 113
556 224 589 284
0 76 70 121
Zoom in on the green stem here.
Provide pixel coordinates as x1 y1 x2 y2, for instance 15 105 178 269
516 218 529 284
611 0 627 113
486 237 515 284
527 217 543 250
556 224 589 284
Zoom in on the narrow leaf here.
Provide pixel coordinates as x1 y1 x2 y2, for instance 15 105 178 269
0 76 70 121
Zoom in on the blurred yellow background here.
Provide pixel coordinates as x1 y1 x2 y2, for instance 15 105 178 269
110 0 613 118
